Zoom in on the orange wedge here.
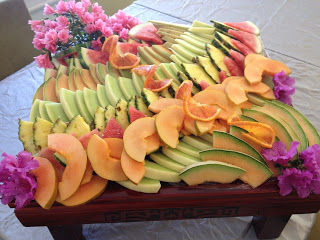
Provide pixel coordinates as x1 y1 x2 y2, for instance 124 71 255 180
130 64 155 74
101 35 119 56
183 93 221 122
175 80 193 100
227 114 241 124
229 121 276 148
109 52 140 69
145 78 173 92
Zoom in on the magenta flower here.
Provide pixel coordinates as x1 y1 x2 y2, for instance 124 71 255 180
84 23 96 34
55 16 69 31
300 144 320 175
272 71 295 105
58 29 72 43
56 0 68 14
43 4 56 15
81 0 91 11
32 35 46 50
91 2 103 14
73 1 86 18
28 20 45 32
0 151 39 209
82 12 94 24
278 168 313 198
261 141 299 166
101 26 113 38
34 53 54 69
94 19 105 32
112 23 124 34
119 28 129 41
44 20 58 30
44 29 58 53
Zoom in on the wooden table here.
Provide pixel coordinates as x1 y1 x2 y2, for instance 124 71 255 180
11 179 320 239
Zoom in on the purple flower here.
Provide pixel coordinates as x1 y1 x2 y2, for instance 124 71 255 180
261 141 299 166
0 151 39 209
272 71 295 105
300 144 320 176
278 168 313 198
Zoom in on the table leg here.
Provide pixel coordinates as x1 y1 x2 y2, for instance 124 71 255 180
48 225 85 240
252 215 291 239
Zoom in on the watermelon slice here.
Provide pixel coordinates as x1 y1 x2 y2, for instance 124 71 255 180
116 42 148 55
230 39 255 56
200 80 210 90
218 71 228 82
228 29 262 54
78 129 102 150
224 21 260 35
78 47 108 69
128 107 147 123
224 56 244 76
229 50 245 70
129 22 163 45
103 117 124 139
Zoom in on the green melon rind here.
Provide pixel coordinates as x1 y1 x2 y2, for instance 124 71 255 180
117 177 161 193
179 160 246 186
212 131 267 165
181 135 212 150
199 149 273 188
59 88 81 120
144 160 181 182
175 141 200 158
149 152 185 172
198 133 213 143
162 147 200 166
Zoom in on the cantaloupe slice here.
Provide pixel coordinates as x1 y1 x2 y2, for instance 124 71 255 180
145 132 161 154
148 98 183 113
80 69 97 90
121 150 145 184
257 89 276 100
104 138 124 159
48 133 87 201
244 58 291 85
32 157 58 209
195 119 215 135
43 77 59 102
55 73 69 102
225 80 248 105
56 175 108 206
155 106 185 148
183 115 198 136
74 69 88 91
244 54 267 67
123 117 157 162
81 161 94 185
87 134 128 181
68 68 77 91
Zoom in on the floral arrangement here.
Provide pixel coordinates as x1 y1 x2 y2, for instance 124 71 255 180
28 0 141 69
0 152 39 209
272 71 295 106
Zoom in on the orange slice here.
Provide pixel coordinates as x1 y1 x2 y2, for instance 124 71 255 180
175 80 193 100
130 64 154 74
145 78 173 92
101 35 119 55
229 121 276 148
227 114 241 124
109 52 140 69
183 93 221 122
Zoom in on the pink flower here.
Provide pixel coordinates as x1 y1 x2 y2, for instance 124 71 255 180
81 0 91 11
68 0 76 12
58 29 72 43
34 53 54 69
55 16 69 31
82 12 94 24
43 3 56 15
44 29 58 53
28 20 44 32
114 10 127 19
32 33 46 50
91 2 103 14
94 19 105 32
101 26 113 38
73 1 86 18
119 28 129 40
97 13 108 22
84 24 96 34
112 23 123 34
56 0 68 14
127 17 140 28
44 20 58 30
91 38 102 51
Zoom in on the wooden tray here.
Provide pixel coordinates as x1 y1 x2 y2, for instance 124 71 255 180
11 179 320 239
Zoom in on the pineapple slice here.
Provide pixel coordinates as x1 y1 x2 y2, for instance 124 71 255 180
94 106 106 133
33 117 54 152
64 115 90 138
51 118 67 133
18 119 37 154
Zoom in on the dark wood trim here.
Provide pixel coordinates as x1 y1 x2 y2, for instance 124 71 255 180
48 225 84 240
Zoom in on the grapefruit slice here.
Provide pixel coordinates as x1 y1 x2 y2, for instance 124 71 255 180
144 78 173 92
109 52 140 70
101 35 119 56
175 80 193 100
131 64 155 75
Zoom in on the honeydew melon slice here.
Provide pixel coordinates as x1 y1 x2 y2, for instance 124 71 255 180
75 90 93 123
104 74 126 107
117 177 161 194
175 141 200 158
29 99 41 122
45 102 69 123
162 147 200 166
32 82 45 103
144 160 181 183
132 72 144 96
96 84 110 108
38 100 51 121
83 87 100 118
118 77 138 100
181 135 212 150
149 152 185 172
200 149 273 188
179 160 246 186
95 63 107 84
60 88 81 120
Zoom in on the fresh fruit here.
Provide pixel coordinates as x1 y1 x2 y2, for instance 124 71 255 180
77 129 102 150
18 119 37 154
87 134 128 181
129 22 163 45
116 42 147 55
103 117 125 139
32 82 45 103
131 64 155 75
155 106 185 148
33 117 54 152
224 21 260 35
103 138 124 159
148 98 183 113
224 56 243 76
144 160 181 182
128 106 147 123
43 77 58 102
48 133 87 201
78 47 108 69
31 157 58 209
109 51 140 70
117 177 161 194
179 161 246 186
59 88 81 120
181 135 212 150
120 149 145 184
162 147 200 166
200 149 273 188
144 77 173 93
101 35 118 56
64 115 91 138
244 56 291 85
56 175 108 207
230 39 255 56
149 152 185 172
123 117 157 162
175 80 193 100
228 29 262 53
229 49 245 70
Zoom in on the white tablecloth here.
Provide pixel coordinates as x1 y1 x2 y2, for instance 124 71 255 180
1 0 320 239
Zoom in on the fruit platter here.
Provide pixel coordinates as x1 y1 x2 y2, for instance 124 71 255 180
1 1 320 237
